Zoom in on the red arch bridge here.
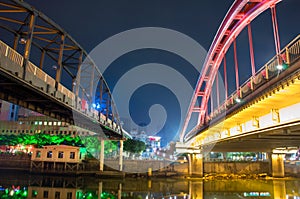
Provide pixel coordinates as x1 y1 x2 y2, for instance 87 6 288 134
0 0 299 176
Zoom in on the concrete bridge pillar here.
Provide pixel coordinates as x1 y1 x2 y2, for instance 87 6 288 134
188 153 203 177
119 140 124 171
273 180 286 199
98 181 102 199
99 139 105 172
189 181 203 199
118 183 122 199
271 153 285 178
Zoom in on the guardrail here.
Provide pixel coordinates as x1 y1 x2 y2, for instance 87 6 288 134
0 40 24 66
208 34 300 121
0 39 122 135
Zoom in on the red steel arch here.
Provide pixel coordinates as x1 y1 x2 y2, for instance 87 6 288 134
180 0 282 142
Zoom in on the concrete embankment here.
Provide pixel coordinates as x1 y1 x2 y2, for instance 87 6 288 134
0 154 299 178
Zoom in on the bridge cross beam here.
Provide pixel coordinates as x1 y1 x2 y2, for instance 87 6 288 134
55 34 65 89
75 50 83 110
22 12 36 80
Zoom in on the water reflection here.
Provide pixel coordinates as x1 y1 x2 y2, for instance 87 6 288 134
0 171 299 199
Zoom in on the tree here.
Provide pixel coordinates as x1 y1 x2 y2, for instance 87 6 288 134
123 139 146 154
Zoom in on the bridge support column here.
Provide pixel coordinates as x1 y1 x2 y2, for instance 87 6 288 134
118 183 122 199
99 139 105 172
189 181 203 199
98 182 102 199
188 153 203 177
273 180 286 199
119 140 123 171
271 153 285 178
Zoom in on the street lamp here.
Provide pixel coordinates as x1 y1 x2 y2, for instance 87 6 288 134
235 98 242 103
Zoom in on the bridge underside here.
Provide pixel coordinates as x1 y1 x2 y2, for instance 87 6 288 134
191 52 300 153
0 67 122 139
205 120 300 152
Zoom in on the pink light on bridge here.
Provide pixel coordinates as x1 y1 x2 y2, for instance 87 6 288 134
181 0 282 142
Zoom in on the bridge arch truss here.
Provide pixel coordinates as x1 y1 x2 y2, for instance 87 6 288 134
0 0 124 137
181 0 284 142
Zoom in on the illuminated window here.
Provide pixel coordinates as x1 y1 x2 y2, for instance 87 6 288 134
39 121 43 125
48 122 52 126
57 121 61 126
32 190 38 198
34 121 38 125
36 151 41 158
44 121 47 125
70 152 75 159
53 122 57 126
58 151 64 159
47 151 52 158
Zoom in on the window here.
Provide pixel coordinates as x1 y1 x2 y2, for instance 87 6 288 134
58 151 64 159
43 191 49 198
79 152 82 159
36 151 41 158
67 192 72 199
32 190 38 198
70 152 75 159
47 151 52 158
54 191 60 199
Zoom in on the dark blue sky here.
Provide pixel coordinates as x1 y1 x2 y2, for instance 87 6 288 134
26 0 300 145
26 0 300 52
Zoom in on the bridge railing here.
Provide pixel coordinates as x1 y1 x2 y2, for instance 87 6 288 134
0 40 24 67
0 39 122 134
208 34 300 122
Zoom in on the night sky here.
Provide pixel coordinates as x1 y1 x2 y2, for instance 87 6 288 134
25 0 300 145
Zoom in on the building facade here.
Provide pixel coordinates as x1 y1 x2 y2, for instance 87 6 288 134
31 145 87 172
0 100 18 121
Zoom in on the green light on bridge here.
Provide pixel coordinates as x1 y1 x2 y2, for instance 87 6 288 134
276 63 288 70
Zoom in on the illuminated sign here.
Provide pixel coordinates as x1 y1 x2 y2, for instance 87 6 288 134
243 192 271 197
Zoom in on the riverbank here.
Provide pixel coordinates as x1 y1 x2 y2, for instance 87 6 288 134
0 153 299 178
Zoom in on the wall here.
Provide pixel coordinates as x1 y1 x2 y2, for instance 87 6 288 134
204 161 270 174
173 161 270 175
0 153 30 169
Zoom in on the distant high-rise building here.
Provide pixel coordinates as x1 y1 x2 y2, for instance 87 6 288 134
0 100 18 121
18 106 44 118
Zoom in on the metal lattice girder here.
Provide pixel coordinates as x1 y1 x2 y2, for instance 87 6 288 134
0 0 123 136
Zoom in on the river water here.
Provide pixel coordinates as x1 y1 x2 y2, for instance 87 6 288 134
0 170 299 199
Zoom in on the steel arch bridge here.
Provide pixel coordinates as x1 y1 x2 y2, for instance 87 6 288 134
0 0 126 138
180 0 288 142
